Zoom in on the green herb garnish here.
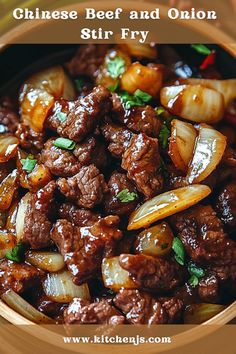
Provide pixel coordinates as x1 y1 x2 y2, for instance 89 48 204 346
56 112 67 123
172 237 185 266
189 275 199 287
188 263 205 287
5 242 26 263
108 81 120 93
134 89 152 103
156 106 165 115
107 57 126 79
21 156 37 173
118 89 152 110
53 137 76 151
75 78 85 91
191 44 211 56
159 124 171 149
116 189 138 203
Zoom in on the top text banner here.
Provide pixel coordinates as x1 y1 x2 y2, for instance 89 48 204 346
0 0 235 44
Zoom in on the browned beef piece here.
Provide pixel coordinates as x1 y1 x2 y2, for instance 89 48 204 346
59 203 100 226
65 44 110 79
121 133 163 198
51 216 122 284
40 138 81 177
170 205 236 266
101 122 134 158
113 289 183 324
64 298 125 325
57 165 108 209
0 260 41 294
119 254 185 292
112 94 161 138
174 283 199 305
215 181 236 229
0 97 19 134
15 123 45 152
104 171 139 216
46 86 111 142
73 136 108 170
198 275 220 303
22 181 56 249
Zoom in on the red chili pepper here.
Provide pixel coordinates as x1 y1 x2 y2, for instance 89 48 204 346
200 51 216 70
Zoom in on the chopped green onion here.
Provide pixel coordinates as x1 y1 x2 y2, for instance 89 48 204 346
172 237 185 266
5 242 26 263
134 89 152 103
56 112 67 123
107 57 126 79
116 189 138 203
191 44 211 56
118 89 152 110
108 81 120 93
21 157 37 173
189 274 199 287
53 138 76 151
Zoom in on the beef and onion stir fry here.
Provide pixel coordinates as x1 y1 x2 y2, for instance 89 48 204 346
0 44 236 325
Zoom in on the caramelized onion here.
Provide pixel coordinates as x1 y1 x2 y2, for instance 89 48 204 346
120 62 163 97
135 222 174 257
0 230 16 259
160 85 224 123
187 124 227 184
26 251 65 272
102 257 137 291
184 303 226 324
128 185 211 230
169 119 197 172
15 193 31 242
43 270 90 303
1 290 54 324
0 169 18 211
0 135 19 163
5 201 19 233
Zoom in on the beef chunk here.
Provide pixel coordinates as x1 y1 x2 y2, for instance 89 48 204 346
64 298 125 325
170 205 236 266
113 289 183 324
0 97 19 134
15 123 45 152
59 203 100 227
121 133 163 198
0 260 41 294
22 181 56 249
57 165 108 209
215 181 236 229
119 254 185 292
73 136 108 170
104 171 139 216
46 86 111 142
112 94 161 138
101 122 133 159
198 275 220 303
65 44 110 79
40 138 81 177
51 216 122 284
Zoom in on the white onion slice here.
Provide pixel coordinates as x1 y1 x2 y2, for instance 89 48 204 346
0 169 18 211
0 135 19 163
26 251 65 272
179 78 236 107
43 270 90 303
187 124 227 184
169 119 197 172
0 230 16 259
15 193 31 242
1 290 54 324
128 185 211 230
102 257 137 291
160 84 224 123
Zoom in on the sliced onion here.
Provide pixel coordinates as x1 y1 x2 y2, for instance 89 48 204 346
27 165 52 192
5 201 19 233
184 303 226 324
120 62 163 97
0 169 18 211
128 185 211 230
26 251 65 272
135 222 174 257
1 290 54 324
169 119 197 172
160 85 224 123
0 230 16 259
43 270 90 303
179 78 236 107
15 193 31 242
187 124 227 184
102 257 137 291
0 135 19 163
118 43 157 59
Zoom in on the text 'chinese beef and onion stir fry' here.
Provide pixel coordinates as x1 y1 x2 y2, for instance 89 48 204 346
0 44 235 325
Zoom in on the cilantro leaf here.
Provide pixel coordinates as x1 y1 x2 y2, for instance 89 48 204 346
191 44 211 56
189 274 199 287
56 112 67 123
134 89 152 103
53 138 76 151
21 156 37 173
172 237 185 266
5 242 26 263
75 78 85 91
159 124 171 149
116 189 138 203
107 57 126 79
